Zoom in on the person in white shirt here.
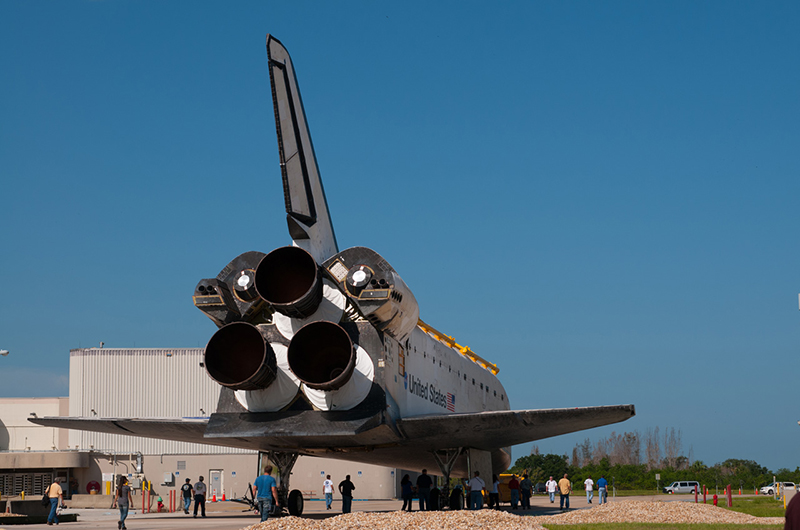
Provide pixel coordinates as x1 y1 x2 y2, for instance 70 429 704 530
489 474 500 509
468 471 486 510
584 476 595 504
545 476 558 503
322 475 334 510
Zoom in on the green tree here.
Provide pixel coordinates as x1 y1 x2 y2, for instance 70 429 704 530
509 453 568 481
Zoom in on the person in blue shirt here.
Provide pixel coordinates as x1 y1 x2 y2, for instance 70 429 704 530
254 465 279 522
597 475 609 505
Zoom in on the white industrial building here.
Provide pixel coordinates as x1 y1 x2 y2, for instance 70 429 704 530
0 347 403 501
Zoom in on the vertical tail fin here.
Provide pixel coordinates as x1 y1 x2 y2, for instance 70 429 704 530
266 34 338 263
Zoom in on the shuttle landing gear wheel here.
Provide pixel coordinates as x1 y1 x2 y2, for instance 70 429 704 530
429 487 441 511
262 450 301 517
288 489 304 515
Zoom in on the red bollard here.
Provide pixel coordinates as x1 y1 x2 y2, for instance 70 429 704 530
713 494 718 506
695 487 698 503
727 485 733 507
703 486 707 504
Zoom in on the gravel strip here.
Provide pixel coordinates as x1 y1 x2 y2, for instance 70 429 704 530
539 500 784 525
242 500 785 530
244 510 547 530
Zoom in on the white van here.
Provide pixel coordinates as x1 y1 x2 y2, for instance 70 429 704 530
663 481 700 494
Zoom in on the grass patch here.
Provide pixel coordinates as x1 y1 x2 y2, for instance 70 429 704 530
711 495 786 517
542 523 781 530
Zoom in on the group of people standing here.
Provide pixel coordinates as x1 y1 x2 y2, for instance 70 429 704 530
545 473 609 510
505 473 534 509
84 466 612 529
399 469 434 511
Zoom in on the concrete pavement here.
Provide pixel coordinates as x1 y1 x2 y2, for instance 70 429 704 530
2 493 715 530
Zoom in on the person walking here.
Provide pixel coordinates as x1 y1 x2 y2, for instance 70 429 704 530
193 476 207 518
253 465 279 523
597 475 608 505
45 478 63 526
338 475 355 514
112 476 133 529
558 474 571 510
400 474 414 512
508 474 520 509
489 475 500 510
416 469 433 511
546 476 558 503
180 478 194 514
584 475 595 504
322 474 334 511
468 471 485 510
520 474 532 509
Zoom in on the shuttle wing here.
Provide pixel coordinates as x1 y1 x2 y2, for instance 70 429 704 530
267 34 338 263
395 404 636 451
32 404 634 454
29 417 220 447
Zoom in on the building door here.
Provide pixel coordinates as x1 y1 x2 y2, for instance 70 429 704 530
209 470 223 500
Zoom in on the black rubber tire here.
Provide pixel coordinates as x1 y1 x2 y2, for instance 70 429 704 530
288 489 304 516
449 489 463 510
429 487 440 511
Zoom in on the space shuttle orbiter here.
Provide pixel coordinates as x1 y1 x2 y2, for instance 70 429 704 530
32 34 634 515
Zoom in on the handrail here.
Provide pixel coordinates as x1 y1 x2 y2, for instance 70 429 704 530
417 319 499 375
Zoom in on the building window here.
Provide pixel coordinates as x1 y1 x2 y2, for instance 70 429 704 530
177 461 186 470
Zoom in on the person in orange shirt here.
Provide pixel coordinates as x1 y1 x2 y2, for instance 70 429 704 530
45 479 63 526
558 473 572 510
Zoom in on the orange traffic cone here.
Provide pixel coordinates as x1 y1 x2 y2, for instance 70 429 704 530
212 493 217 502
222 492 226 501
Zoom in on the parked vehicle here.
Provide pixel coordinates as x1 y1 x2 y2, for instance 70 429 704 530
759 482 795 495
662 481 700 494
535 482 546 494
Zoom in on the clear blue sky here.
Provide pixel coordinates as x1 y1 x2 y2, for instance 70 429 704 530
1 1 798 472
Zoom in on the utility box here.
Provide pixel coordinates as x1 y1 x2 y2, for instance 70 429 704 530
162 472 174 486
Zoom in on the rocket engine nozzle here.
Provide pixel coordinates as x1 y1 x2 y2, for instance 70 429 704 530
255 246 323 319
287 321 356 391
204 322 278 391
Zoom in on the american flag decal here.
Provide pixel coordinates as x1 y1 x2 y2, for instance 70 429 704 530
446 392 456 412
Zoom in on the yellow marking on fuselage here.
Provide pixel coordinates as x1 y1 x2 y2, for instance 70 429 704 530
417 319 499 375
